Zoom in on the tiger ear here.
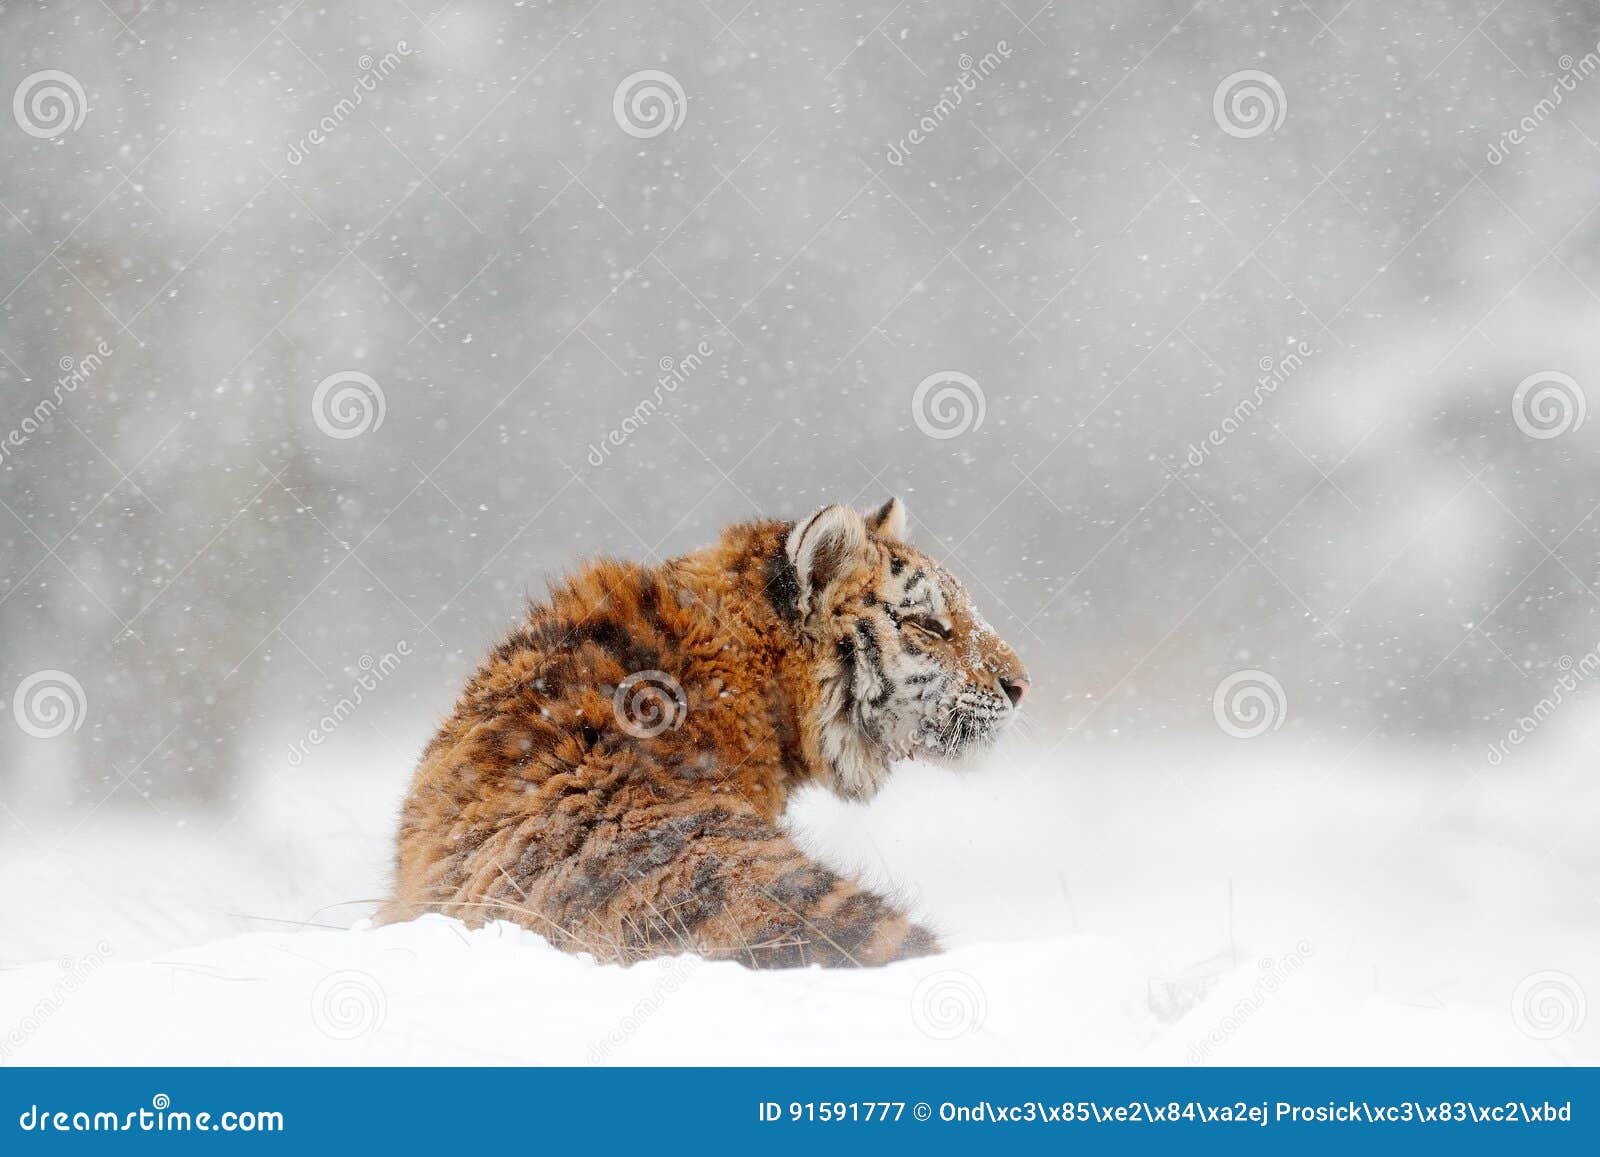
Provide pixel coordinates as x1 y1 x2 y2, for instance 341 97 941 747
864 496 908 542
787 505 869 619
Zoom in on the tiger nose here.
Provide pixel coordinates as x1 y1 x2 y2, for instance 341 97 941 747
999 674 1029 707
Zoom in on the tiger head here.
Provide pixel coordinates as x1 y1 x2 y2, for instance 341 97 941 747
782 498 1029 800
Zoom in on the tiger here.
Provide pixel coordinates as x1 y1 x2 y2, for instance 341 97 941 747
381 498 1029 968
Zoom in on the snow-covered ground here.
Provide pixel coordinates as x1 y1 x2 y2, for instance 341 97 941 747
1 724 1595 1065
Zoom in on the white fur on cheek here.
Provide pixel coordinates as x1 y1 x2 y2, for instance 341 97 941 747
806 642 892 800
805 569 1019 797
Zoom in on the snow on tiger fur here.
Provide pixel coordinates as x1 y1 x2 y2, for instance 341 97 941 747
382 499 1029 968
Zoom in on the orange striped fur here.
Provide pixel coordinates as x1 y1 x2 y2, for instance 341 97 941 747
382 500 1027 967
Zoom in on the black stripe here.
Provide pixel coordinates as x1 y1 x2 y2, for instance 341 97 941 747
836 634 857 705
898 925 939 959
855 619 893 707
830 892 890 949
763 529 802 622
635 573 667 630
769 863 838 907
554 618 663 672
658 856 728 935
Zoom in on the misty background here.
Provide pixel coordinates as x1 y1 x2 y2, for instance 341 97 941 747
1 0 1598 987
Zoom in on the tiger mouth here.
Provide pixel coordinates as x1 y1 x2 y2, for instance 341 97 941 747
911 698 1011 760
